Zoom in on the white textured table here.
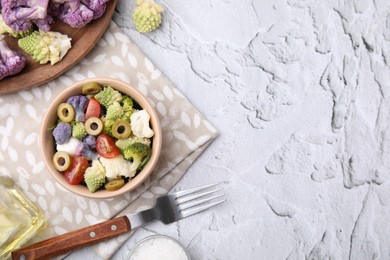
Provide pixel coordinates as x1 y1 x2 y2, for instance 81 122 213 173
69 0 390 259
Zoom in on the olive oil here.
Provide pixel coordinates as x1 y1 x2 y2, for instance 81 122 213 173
0 177 45 259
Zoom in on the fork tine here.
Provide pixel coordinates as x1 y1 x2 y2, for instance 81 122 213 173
180 197 226 218
178 194 225 211
176 187 223 204
173 183 220 198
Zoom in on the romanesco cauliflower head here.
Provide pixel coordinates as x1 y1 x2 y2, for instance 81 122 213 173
72 122 87 140
0 37 26 80
84 159 106 192
121 95 134 121
99 154 136 179
18 30 72 65
116 135 151 152
94 86 122 108
106 101 124 120
130 110 154 138
132 0 164 33
101 116 115 136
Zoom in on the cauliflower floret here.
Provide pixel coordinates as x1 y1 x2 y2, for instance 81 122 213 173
56 137 81 155
52 122 72 144
130 110 154 138
0 37 26 80
99 154 136 179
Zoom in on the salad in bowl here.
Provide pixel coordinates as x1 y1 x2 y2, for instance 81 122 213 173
40 78 162 199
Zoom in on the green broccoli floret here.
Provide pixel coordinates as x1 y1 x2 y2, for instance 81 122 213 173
84 160 106 192
94 86 122 108
72 122 87 139
122 142 151 172
106 101 124 120
132 0 164 33
0 15 34 38
18 31 72 65
116 136 151 151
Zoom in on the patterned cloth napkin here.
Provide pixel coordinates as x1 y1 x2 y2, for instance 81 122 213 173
0 22 218 259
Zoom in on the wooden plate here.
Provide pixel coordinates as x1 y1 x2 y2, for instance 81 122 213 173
0 0 116 95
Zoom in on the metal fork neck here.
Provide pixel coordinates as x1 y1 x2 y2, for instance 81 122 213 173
126 208 159 229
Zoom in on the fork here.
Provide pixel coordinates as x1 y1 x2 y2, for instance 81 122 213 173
12 183 226 260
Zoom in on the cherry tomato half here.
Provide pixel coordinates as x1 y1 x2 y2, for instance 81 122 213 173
96 134 120 158
85 97 101 121
63 156 89 185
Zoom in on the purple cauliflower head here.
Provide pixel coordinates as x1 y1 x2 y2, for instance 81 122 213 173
76 142 99 160
67 95 89 122
81 0 107 19
0 39 26 80
52 122 72 145
82 135 96 149
49 0 93 28
49 0 107 28
1 0 53 32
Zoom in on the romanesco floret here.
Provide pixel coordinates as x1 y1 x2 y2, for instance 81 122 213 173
101 116 115 136
122 142 151 172
0 14 34 38
94 86 122 108
106 101 124 120
132 0 164 33
99 154 136 179
18 30 72 65
121 95 134 121
116 135 151 152
121 95 134 112
84 159 106 192
72 122 87 139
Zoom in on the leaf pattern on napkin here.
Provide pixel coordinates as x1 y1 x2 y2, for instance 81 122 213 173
0 21 218 257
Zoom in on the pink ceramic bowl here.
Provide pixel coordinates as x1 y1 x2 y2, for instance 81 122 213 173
40 78 162 199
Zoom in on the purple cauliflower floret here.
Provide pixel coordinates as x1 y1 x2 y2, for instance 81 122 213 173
52 122 72 145
49 0 91 28
76 142 99 160
83 135 96 149
81 0 106 19
67 95 89 122
0 39 26 80
49 0 107 28
1 0 53 32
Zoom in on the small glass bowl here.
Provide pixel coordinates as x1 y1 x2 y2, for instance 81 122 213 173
128 235 191 260
0 176 45 259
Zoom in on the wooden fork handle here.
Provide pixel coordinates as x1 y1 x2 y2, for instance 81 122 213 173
12 216 131 260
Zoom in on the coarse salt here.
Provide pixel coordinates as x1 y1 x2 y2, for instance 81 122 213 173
129 235 189 260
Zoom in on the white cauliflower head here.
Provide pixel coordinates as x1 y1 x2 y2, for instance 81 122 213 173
56 137 81 155
130 110 154 138
99 155 136 180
